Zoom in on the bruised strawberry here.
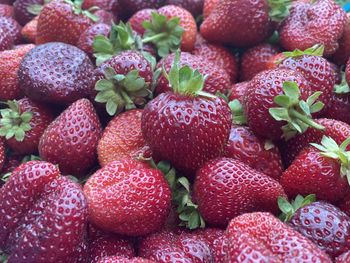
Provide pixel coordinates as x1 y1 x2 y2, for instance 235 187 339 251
21 15 38 42
84 159 171 236
0 16 21 51
0 3 13 16
18 42 95 105
39 99 102 176
13 0 43 25
0 161 88 262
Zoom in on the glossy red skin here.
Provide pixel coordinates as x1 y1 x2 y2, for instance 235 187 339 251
84 159 171 236
245 68 311 140
155 52 231 95
290 201 350 258
39 99 102 176
6 97 54 154
280 118 350 167
191 228 224 253
324 93 350 125
13 0 42 25
0 161 88 262
0 153 22 176
166 0 203 17
98 109 151 167
279 0 347 56
18 42 95 105
0 44 34 101
240 43 280 81
194 157 286 227
228 81 249 103
332 15 350 65
129 8 154 35
223 125 283 180
223 212 332 262
203 0 218 18
212 235 229 263
278 55 336 114
192 42 239 83
346 58 350 85
142 92 231 175
77 23 111 57
118 0 165 19
98 257 155 263
36 0 93 45
200 0 274 47
0 4 13 17
281 147 349 203
0 16 21 51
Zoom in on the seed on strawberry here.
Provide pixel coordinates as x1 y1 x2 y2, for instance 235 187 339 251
228 81 250 104
203 0 218 18
0 3 13 17
128 8 155 35
0 16 21 51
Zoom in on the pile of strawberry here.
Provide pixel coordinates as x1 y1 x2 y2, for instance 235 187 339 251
2 0 350 262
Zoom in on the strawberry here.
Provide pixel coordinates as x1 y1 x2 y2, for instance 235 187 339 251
193 157 286 227
203 0 218 18
166 0 204 17
0 16 21 51
36 0 98 45
82 0 118 11
0 138 4 172
218 212 332 262
0 161 88 262
0 44 34 101
142 53 232 175
18 42 95 105
39 99 102 176
0 98 54 154
240 43 280 81
332 14 350 65
347 58 350 84
192 42 239 83
97 109 151 166
13 0 43 25
279 0 347 56
129 8 154 35
228 81 249 103
245 69 324 140
191 228 224 253
223 125 283 180
118 0 165 19
0 3 13 16
281 136 350 203
324 85 350 125
83 159 172 236
21 15 38 42
155 52 231 95
93 9 115 25
337 251 350 263
98 257 154 263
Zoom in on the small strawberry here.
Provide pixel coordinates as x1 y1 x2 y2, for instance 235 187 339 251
228 81 250 103
129 8 155 35
21 15 38 42
194 157 286 227
84 159 172 236
203 0 218 18
13 0 43 25
18 42 95 105
281 136 350 203
0 98 54 154
332 14 350 65
279 0 347 56
39 99 102 176
0 16 21 51
166 0 204 17
97 109 151 166
0 3 13 17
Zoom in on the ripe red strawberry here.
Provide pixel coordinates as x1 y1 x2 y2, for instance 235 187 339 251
0 16 21 51
0 3 13 16
84 159 171 236
82 0 118 11
155 52 231 95
240 43 280 81
223 125 283 180
0 98 54 154
337 251 350 263
0 138 4 172
324 91 350 125
118 0 165 19
0 44 34 101
218 212 332 262
97 109 151 166
228 81 249 103
281 136 350 203
347 58 350 84
194 157 286 227
98 257 155 263
192 42 239 83
36 0 97 45
332 14 350 65
21 15 38 42
13 0 43 25
279 0 347 56
128 8 154 35
203 0 218 18
143 54 232 175
191 228 224 253
0 161 88 262
39 99 102 176
18 42 95 105
166 0 204 17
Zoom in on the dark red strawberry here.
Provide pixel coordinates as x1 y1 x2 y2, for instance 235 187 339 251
347 58 350 84
223 125 283 180
0 44 34 101
0 161 88 262
191 228 224 253
155 52 231 95
166 0 203 17
192 42 239 83
279 0 347 56
0 98 54 154
39 99 102 176
0 16 21 51
84 159 171 236
281 136 350 203
240 43 280 81
337 250 350 263
18 42 95 105
0 138 4 172
324 89 350 125
82 0 118 12
218 212 332 262
228 81 249 103
94 9 115 25
203 0 218 18
98 257 155 263
0 3 13 16
143 53 232 175
118 0 165 19
129 8 154 35
332 14 350 65
194 157 286 227
13 0 43 25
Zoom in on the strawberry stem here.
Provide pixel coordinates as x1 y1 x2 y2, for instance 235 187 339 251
289 109 325 130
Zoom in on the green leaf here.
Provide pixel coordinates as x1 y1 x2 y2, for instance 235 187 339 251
310 101 324 114
269 108 290 122
298 101 311 116
95 79 114 92
282 81 300 102
27 4 43 15
306 91 322 106
268 0 292 22
274 95 291 107
21 112 33 123
178 177 190 192
106 99 118 116
93 35 114 55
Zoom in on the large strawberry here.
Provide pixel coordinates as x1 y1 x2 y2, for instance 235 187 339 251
18 42 95 105
142 53 232 175
84 159 171 236
0 16 21 51
39 99 102 176
0 161 88 262
279 0 347 56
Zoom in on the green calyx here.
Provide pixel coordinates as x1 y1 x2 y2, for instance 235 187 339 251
269 81 325 140
229 99 247 125
27 0 51 15
282 44 325 59
311 136 350 184
268 0 292 22
156 161 205 230
64 0 99 22
278 194 316 222
142 12 184 58
334 71 350 94
95 67 151 116
0 101 32 142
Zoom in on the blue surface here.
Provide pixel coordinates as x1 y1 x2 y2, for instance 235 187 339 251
344 3 350 12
